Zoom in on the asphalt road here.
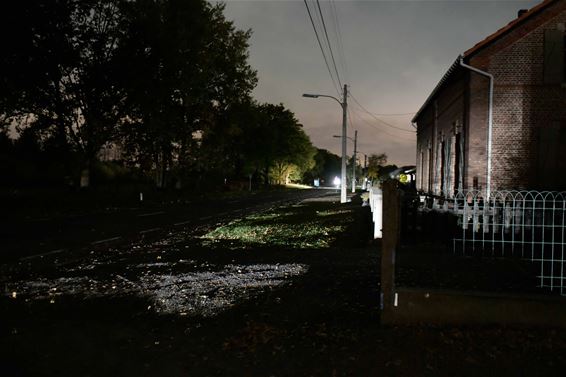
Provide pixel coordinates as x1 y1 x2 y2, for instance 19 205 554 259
0 188 336 262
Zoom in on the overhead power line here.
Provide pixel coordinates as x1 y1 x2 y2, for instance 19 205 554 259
330 0 348 85
350 107 416 142
350 93 415 133
315 0 342 88
347 107 356 138
369 112 416 116
303 0 341 96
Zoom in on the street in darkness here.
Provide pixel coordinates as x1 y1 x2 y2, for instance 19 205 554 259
2 0 566 375
2 191 566 376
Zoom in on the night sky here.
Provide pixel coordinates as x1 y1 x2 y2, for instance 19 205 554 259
221 0 540 166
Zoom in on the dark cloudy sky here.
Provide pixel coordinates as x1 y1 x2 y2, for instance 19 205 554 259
220 0 540 166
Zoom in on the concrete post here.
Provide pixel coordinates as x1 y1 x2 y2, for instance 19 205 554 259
381 180 400 321
340 84 348 203
372 187 383 239
352 130 357 193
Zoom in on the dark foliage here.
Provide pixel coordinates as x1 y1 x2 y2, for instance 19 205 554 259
0 1 315 191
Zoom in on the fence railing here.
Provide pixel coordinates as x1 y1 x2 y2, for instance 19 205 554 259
419 190 566 295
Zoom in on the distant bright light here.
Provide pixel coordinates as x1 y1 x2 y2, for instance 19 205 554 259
333 176 341 187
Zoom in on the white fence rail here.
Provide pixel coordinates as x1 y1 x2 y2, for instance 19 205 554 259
420 190 566 295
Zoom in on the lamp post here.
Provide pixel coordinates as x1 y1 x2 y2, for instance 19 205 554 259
303 84 348 203
333 130 357 193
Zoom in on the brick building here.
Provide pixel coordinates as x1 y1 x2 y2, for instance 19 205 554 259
413 0 566 197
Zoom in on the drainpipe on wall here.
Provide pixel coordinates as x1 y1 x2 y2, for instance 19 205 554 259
459 55 493 199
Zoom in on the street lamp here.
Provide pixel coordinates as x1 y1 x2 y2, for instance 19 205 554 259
333 135 354 142
302 84 348 203
333 130 357 193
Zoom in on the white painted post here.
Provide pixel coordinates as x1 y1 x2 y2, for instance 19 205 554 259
371 187 383 239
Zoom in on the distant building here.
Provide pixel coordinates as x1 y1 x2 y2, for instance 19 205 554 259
413 0 566 196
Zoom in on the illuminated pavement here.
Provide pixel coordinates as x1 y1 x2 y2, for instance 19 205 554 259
2 189 335 319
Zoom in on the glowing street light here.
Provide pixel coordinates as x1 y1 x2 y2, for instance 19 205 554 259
333 176 341 187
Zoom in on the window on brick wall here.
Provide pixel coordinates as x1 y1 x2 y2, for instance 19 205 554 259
428 147 433 193
435 138 450 195
440 140 446 194
454 132 462 194
537 122 566 190
443 139 453 196
543 28 565 84
420 151 425 191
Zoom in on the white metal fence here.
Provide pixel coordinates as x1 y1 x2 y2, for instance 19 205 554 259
421 190 566 295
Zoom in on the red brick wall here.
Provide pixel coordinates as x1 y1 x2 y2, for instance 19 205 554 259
473 0 566 190
416 106 434 191
416 0 566 194
416 73 466 194
466 73 489 191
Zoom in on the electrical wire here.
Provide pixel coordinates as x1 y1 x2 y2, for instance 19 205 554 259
303 0 341 96
315 0 342 89
345 108 361 163
330 0 349 85
350 107 416 142
346 106 355 138
346 108 359 156
350 92 415 133
368 112 416 116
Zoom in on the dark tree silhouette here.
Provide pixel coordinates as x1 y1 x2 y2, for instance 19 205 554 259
118 0 257 188
0 0 129 187
0 1 316 192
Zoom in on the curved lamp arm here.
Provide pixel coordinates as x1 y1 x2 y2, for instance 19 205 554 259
302 93 343 108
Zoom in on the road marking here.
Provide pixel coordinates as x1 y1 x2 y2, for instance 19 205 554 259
139 227 161 234
32 217 51 222
138 211 165 217
20 248 66 261
174 220 191 226
91 236 121 245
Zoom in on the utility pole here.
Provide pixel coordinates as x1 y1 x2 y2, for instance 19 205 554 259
351 130 358 193
340 84 348 203
363 153 368 190
302 85 348 203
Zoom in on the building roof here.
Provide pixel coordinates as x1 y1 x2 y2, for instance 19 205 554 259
412 0 558 123
464 0 556 58
411 56 461 124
